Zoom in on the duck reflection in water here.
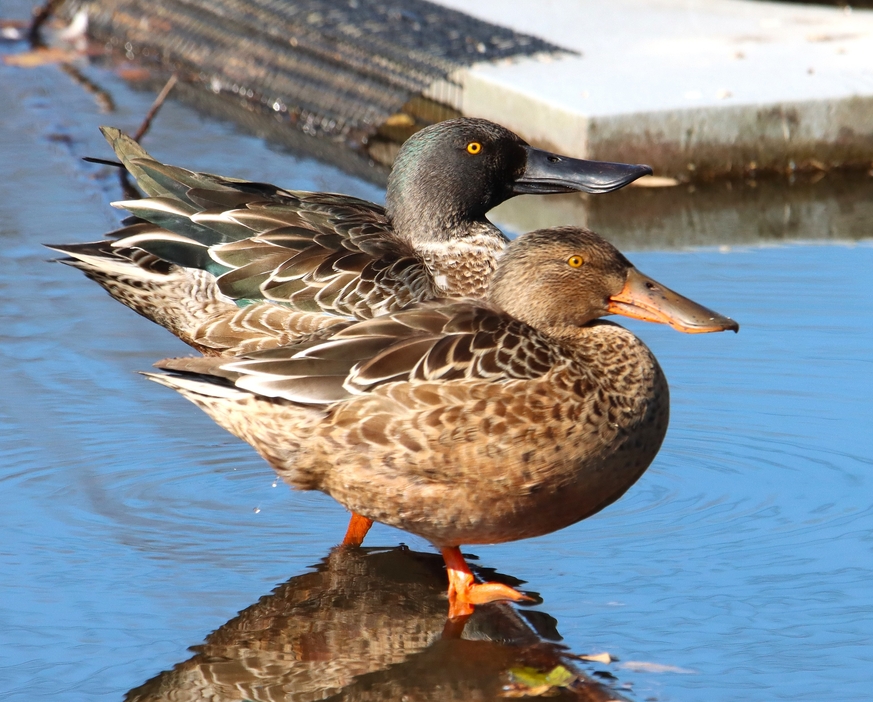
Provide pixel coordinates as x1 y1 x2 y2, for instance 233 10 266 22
146 227 738 619
125 546 629 702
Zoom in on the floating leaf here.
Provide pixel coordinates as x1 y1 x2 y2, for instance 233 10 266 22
383 112 415 127
507 664 576 693
3 47 80 67
545 666 575 687
577 652 614 664
630 175 679 188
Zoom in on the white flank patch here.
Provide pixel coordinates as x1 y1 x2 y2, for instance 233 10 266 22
61 251 172 281
142 372 247 399
111 198 194 217
112 231 205 248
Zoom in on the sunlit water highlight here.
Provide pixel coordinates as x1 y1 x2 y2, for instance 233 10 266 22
1 9 871 701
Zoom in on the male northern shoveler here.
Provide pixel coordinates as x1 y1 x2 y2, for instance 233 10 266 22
145 226 738 620
49 118 650 547
49 119 649 357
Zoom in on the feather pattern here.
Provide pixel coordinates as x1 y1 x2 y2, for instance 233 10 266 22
144 226 737 574
210 300 562 404
98 150 461 352
51 120 650 357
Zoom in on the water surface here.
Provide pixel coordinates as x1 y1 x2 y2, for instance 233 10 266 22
1 9 872 701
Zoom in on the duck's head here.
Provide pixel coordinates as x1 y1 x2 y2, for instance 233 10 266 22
490 227 739 339
386 119 652 244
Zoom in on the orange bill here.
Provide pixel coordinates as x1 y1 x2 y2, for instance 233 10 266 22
608 268 739 334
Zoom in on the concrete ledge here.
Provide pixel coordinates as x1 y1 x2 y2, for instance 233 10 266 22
429 0 873 178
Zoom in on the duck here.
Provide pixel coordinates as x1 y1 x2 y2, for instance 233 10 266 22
144 226 738 620
50 120 649 359
49 118 650 547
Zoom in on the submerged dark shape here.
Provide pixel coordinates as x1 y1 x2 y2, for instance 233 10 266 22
124 546 627 702
145 227 738 618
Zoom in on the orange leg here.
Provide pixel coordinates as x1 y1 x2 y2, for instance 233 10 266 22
340 512 374 547
441 546 532 619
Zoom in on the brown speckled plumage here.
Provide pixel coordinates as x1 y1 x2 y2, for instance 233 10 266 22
147 227 737 574
163 320 666 548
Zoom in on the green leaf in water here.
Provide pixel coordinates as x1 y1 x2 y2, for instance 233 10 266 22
509 664 575 688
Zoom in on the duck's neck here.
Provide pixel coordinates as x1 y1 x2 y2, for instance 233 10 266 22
386 177 509 297
385 141 506 247
387 186 501 245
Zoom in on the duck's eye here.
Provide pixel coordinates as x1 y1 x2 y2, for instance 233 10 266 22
567 255 585 268
466 141 482 155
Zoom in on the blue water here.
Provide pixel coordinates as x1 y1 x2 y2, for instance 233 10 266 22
2 7 872 701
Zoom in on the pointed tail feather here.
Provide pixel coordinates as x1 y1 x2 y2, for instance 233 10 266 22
98 126 169 198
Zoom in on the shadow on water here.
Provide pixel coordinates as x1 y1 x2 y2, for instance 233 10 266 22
125 546 624 702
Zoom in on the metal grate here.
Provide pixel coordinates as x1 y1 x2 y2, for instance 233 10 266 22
68 0 570 146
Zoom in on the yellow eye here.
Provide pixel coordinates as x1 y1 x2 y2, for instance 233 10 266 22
567 255 584 268
466 141 482 155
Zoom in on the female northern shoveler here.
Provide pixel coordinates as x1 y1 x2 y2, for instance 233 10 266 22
49 119 649 547
145 226 738 620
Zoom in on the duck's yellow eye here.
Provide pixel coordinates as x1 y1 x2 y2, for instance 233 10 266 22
466 141 482 155
567 255 584 268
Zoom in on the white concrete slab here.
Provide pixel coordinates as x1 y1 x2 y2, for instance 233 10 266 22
428 0 873 178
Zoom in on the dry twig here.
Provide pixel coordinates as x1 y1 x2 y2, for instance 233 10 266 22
133 73 179 142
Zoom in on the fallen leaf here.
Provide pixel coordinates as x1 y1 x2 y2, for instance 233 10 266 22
117 67 154 81
4 47 80 67
506 664 577 695
630 175 680 188
383 113 415 127
576 652 614 664
543 665 575 687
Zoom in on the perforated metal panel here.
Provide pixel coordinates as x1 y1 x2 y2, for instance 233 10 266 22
71 0 568 147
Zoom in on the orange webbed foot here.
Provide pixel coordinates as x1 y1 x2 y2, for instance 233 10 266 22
340 512 374 547
441 546 533 619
